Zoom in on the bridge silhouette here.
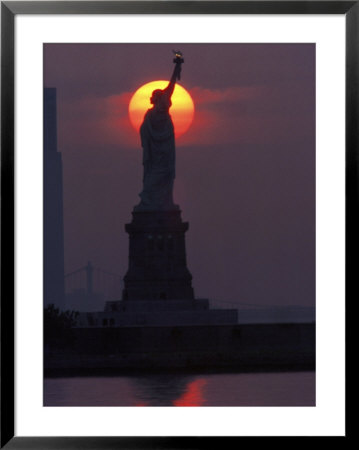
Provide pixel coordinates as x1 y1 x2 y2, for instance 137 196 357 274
65 261 122 302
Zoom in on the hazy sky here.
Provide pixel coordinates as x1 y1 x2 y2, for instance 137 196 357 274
44 43 315 308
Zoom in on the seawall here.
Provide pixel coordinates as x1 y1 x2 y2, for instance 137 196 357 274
44 322 315 375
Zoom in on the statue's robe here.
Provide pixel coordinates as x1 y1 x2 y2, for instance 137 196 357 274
137 93 176 211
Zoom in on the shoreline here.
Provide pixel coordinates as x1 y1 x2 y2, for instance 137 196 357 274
44 362 315 378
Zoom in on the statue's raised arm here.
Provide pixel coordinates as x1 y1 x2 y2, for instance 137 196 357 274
163 50 184 99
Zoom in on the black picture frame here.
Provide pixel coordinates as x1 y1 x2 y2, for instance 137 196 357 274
1 1 353 447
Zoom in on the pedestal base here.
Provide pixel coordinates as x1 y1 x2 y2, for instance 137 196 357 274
76 298 238 327
123 209 194 301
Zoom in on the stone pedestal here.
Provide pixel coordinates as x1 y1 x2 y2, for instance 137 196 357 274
123 210 194 301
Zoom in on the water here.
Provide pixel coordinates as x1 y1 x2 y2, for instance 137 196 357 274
44 371 315 406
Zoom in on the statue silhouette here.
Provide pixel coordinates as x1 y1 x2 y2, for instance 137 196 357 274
135 53 184 211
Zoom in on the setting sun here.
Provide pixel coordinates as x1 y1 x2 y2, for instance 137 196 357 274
129 80 194 137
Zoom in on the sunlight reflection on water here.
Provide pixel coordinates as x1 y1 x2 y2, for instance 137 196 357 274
44 371 315 407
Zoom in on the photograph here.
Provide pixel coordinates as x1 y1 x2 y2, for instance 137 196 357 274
43 43 316 407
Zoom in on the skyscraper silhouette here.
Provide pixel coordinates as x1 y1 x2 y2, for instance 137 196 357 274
44 87 65 309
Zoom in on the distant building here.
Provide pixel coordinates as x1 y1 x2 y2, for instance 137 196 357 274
44 87 65 309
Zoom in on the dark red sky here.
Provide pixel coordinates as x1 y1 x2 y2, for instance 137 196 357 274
44 43 315 308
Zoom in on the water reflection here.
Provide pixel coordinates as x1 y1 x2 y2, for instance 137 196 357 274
44 372 315 406
129 375 207 406
173 379 207 406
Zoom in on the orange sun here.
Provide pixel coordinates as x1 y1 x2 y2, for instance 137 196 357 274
129 80 194 137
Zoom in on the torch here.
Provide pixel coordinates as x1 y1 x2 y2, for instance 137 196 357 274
172 50 184 80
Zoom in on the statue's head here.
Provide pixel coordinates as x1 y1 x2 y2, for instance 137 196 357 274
150 89 164 105
150 89 172 111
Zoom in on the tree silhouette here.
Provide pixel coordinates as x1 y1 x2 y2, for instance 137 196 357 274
44 304 79 349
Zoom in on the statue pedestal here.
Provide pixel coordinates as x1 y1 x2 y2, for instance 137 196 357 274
122 209 194 301
76 208 239 328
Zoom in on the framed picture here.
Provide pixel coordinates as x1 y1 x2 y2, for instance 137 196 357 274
1 0 352 446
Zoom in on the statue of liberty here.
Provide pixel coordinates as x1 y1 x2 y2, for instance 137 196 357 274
135 51 184 211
